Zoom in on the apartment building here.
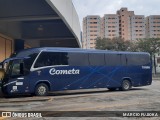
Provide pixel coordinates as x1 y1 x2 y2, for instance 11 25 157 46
101 14 119 39
117 8 146 41
82 8 160 49
130 15 146 40
146 15 160 38
146 16 160 73
117 8 134 40
83 15 101 49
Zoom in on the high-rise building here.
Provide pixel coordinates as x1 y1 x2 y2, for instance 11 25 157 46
130 15 146 40
117 8 134 40
117 8 145 41
101 14 119 39
83 15 101 49
146 15 160 38
82 7 160 49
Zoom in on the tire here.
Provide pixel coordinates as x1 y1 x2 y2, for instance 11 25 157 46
121 80 131 91
35 83 49 96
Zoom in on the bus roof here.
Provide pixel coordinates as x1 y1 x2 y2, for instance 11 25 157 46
13 47 150 57
39 47 150 55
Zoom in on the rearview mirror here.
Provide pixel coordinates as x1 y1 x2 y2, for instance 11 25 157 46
0 68 5 80
0 63 2 69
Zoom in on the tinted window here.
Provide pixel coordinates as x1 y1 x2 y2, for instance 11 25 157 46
34 52 68 68
105 53 126 66
89 53 105 66
68 52 89 66
34 52 89 68
11 60 21 76
24 53 38 71
127 54 150 66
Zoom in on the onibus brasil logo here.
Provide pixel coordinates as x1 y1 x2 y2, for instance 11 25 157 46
49 68 80 75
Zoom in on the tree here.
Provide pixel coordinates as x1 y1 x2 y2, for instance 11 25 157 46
95 37 132 51
95 37 109 50
136 38 160 74
112 37 131 51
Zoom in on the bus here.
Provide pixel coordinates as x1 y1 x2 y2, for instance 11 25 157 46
0 47 152 96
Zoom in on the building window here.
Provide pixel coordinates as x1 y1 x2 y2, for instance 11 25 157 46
157 58 160 64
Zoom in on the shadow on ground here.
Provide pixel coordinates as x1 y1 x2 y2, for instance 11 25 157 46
0 87 149 99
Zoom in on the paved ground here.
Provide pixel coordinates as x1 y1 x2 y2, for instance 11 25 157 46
0 79 160 120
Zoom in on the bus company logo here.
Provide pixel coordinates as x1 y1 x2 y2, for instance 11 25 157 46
49 68 80 75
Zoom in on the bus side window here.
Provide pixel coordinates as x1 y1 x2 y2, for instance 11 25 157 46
67 52 89 66
89 53 105 66
126 54 149 66
105 54 123 66
11 60 23 77
11 63 20 76
34 52 69 68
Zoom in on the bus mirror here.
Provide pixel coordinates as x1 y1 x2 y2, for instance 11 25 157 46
20 63 24 75
0 63 2 69
0 68 5 80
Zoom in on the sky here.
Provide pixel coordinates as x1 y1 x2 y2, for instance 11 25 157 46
72 0 160 28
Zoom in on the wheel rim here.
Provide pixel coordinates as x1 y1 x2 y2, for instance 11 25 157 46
123 81 130 90
38 86 46 95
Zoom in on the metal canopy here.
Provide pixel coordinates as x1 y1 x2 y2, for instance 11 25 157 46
0 0 80 48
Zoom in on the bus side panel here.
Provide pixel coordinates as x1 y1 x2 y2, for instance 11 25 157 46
105 66 125 88
125 54 152 87
125 66 144 86
125 64 152 87
28 66 125 93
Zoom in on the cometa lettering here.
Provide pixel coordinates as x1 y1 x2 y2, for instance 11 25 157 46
49 68 80 75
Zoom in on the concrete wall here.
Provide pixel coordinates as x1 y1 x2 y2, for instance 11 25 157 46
0 21 21 39
45 0 82 48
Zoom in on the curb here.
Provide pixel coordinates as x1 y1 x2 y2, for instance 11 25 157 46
0 97 52 103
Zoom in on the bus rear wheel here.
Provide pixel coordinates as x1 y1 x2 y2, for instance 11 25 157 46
35 83 49 96
121 80 131 91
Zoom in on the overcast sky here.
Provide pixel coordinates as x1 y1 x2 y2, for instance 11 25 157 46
72 0 160 28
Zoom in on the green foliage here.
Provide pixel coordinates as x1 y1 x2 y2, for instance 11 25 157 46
136 38 160 56
95 37 160 55
95 37 132 51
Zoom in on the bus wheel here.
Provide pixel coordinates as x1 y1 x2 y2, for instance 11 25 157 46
35 83 48 96
121 80 131 91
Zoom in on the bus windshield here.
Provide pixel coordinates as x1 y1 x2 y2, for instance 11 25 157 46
1 50 39 80
1 59 24 81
